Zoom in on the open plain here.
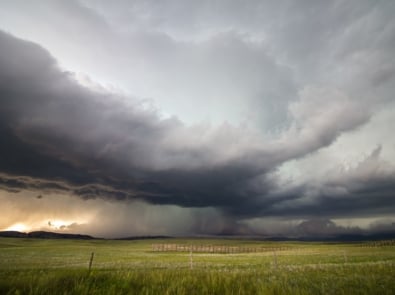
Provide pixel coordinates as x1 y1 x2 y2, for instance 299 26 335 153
0 237 394 294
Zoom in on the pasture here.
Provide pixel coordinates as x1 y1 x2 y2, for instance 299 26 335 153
0 237 394 294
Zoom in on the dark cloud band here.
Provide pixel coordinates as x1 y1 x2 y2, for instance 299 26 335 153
0 27 394 222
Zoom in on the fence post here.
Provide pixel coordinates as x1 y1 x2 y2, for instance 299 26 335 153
88 252 94 273
189 245 193 270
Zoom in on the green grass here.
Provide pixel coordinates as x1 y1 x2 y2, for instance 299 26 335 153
0 238 394 294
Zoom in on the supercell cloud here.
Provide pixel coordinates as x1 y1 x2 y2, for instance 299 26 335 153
0 0 395 237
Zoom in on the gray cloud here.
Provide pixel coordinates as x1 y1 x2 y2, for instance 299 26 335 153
1 0 393 127
266 146 395 219
1 1 395 236
0 29 388 218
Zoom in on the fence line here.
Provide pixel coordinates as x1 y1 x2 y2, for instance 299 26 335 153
152 240 395 253
359 240 395 248
151 244 291 253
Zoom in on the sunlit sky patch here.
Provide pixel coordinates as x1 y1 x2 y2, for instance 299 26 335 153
5 223 29 232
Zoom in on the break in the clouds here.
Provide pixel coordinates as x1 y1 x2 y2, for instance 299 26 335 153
0 0 395 237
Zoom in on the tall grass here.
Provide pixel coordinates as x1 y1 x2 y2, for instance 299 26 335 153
2 264 394 295
0 238 394 294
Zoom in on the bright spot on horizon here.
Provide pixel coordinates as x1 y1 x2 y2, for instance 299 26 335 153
5 223 29 232
47 219 72 230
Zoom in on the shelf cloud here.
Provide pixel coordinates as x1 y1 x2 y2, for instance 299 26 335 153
1 0 395 237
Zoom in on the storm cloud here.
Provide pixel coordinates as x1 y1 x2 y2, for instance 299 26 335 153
1 0 395 237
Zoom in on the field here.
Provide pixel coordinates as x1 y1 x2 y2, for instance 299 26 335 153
0 237 394 294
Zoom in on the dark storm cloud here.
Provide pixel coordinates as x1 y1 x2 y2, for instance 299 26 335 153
0 30 268 199
260 146 395 219
0 24 394 221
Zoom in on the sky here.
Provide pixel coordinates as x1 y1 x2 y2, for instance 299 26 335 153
0 0 395 238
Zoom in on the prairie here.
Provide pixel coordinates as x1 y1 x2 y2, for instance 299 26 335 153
0 237 394 294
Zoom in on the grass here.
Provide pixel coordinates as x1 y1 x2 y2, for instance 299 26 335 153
0 238 394 294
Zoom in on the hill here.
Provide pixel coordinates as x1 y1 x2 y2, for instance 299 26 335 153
0 230 94 239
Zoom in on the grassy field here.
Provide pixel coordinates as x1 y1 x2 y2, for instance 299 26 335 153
0 237 394 294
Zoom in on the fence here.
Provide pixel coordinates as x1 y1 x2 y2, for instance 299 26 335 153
151 244 291 253
359 240 395 248
152 240 395 253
